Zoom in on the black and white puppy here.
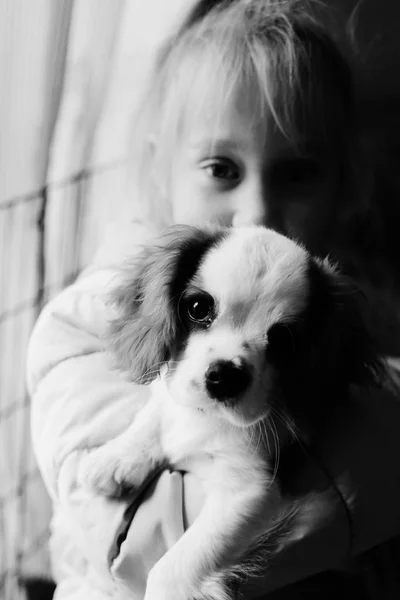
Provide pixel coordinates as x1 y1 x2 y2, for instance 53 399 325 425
81 225 380 600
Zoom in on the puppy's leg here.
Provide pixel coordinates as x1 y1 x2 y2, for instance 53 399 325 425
144 482 273 600
79 396 164 497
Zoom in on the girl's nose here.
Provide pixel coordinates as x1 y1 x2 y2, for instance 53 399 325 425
232 181 268 227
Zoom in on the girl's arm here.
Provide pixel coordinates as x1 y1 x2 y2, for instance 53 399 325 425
27 219 154 497
27 218 201 597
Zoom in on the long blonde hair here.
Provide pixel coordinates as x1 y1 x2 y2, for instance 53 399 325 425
127 0 354 225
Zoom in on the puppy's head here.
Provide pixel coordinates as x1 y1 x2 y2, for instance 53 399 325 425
109 225 381 429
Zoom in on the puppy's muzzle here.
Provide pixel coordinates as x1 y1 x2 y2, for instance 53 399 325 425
205 359 252 402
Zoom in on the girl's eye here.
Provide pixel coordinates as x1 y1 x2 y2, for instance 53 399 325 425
202 158 241 182
185 293 215 324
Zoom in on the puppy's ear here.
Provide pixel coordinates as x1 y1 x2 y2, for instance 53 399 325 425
107 224 222 383
309 257 383 389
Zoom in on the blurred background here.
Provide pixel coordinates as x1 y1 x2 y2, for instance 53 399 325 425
1 1 400 599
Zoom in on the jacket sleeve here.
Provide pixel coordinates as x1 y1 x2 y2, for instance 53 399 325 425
27 219 154 497
26 218 199 596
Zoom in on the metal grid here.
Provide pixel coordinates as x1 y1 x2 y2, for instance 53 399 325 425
0 163 123 600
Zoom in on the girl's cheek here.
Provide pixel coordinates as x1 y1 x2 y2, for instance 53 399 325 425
172 199 217 227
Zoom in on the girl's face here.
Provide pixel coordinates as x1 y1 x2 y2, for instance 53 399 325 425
167 89 343 255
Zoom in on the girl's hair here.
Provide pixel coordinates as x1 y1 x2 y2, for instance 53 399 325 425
128 0 355 225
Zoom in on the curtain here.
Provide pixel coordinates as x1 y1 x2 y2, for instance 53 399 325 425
0 2 189 598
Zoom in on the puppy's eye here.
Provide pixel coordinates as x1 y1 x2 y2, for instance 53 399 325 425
185 293 215 324
267 323 297 358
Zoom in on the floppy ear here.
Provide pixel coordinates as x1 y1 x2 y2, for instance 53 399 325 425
309 257 383 389
107 224 221 383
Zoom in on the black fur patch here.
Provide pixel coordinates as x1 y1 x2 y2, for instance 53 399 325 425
166 226 226 309
266 256 382 435
108 225 227 383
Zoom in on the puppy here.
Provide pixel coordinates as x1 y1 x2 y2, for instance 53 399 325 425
81 225 380 600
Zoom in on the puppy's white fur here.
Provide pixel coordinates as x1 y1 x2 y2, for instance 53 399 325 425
80 226 378 600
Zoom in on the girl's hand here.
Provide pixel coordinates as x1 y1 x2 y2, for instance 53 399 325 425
110 463 344 598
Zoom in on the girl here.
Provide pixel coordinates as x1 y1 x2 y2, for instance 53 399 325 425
27 1 400 599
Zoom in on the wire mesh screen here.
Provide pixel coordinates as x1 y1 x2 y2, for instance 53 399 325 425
0 162 124 600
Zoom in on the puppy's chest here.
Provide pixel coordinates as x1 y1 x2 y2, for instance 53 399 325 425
158 401 270 490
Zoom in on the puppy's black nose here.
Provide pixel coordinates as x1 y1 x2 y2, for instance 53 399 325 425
205 359 251 401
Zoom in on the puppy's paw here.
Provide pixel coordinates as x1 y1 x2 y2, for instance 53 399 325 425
79 446 150 497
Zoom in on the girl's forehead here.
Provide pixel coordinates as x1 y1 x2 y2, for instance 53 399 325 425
179 81 302 161
170 57 314 158
178 67 273 142
184 99 287 156
180 87 339 163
